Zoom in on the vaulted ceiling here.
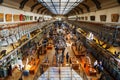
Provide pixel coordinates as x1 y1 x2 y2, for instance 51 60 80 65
0 0 120 16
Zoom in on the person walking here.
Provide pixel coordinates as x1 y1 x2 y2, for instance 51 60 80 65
98 61 103 73
66 52 69 63
40 65 44 75
93 60 98 68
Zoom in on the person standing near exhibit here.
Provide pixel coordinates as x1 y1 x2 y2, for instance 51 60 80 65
98 61 103 73
66 52 69 63
17 58 24 71
94 60 98 68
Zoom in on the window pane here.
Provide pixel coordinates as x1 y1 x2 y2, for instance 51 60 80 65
43 0 51 2
61 0 68 2
53 3 59 7
69 0 77 2
38 0 83 14
61 3 67 6
52 0 59 2
46 3 52 6
77 0 84 2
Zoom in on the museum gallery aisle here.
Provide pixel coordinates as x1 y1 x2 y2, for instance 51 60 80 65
38 67 82 80
4 33 100 80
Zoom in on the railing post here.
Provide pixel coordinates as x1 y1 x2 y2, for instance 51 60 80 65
71 67 72 80
48 67 49 80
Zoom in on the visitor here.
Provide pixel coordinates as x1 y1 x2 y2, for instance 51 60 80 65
55 52 58 63
8 64 12 76
19 65 22 71
55 44 58 54
38 44 42 55
94 60 98 68
98 61 103 73
40 65 44 75
66 52 69 63
62 47 65 57
17 58 24 71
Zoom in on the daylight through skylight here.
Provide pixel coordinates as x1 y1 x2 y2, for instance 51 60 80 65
38 0 84 15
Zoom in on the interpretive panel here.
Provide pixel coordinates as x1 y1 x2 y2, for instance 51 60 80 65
13 15 19 21
6 14 12 22
0 13 4 22
90 16 95 21
111 14 119 22
100 15 106 21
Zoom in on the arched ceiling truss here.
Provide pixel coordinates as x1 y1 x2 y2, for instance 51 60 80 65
1 0 120 16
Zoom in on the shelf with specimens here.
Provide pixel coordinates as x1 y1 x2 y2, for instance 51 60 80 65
0 20 55 66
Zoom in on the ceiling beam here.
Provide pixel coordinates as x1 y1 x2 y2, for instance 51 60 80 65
0 0 3 4
67 10 76 16
73 8 80 15
39 8 46 14
41 9 47 14
37 6 44 13
81 3 90 12
117 0 120 4
75 7 82 14
44 10 50 15
69 11 76 16
19 0 29 9
66 12 70 16
31 2 40 12
43 9 52 15
51 0 58 14
44 10 48 15
70 13 75 16
76 6 83 13
67 13 71 16
62 0 69 14
41 9 53 15
91 0 101 9
72 9 78 15
74 8 80 14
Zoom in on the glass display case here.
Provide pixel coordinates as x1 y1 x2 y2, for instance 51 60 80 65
7 37 13 45
0 39 8 46
16 33 20 40
10 35 17 43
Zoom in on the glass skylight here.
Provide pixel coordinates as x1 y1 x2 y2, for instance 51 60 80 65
38 0 83 15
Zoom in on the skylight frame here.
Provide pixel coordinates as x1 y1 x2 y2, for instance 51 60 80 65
38 0 83 15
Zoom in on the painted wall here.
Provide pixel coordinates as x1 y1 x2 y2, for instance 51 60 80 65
70 6 120 23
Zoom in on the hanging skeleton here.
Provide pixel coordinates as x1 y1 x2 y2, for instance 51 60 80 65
54 35 66 49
